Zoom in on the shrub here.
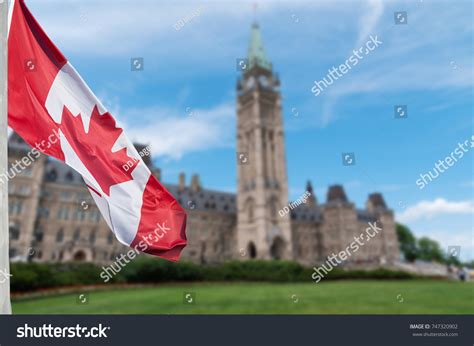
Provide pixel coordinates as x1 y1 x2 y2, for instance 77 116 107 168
10 262 110 292
118 257 204 283
10 258 418 292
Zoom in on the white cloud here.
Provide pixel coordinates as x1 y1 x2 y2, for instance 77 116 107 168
123 102 235 160
24 0 473 131
28 0 324 57
355 0 384 47
398 198 474 223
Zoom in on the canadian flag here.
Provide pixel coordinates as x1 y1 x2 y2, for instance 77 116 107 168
7 0 187 261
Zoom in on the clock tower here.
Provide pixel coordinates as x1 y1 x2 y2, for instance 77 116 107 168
236 23 293 260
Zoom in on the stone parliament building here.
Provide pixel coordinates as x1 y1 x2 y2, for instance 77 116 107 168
7 23 399 267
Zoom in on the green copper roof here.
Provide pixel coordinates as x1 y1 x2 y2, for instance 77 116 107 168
247 23 272 70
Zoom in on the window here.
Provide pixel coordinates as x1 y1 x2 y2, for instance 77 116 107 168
245 197 255 222
73 228 81 241
57 206 69 220
19 185 31 195
247 242 257 259
9 248 17 259
46 169 58 182
38 207 50 219
89 230 97 245
107 233 114 244
8 201 23 215
9 222 20 240
88 210 97 222
65 171 74 182
75 208 86 221
34 228 44 242
56 228 64 243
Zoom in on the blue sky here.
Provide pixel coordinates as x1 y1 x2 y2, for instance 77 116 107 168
24 0 473 260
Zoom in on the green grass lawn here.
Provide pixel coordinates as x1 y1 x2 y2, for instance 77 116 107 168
12 280 474 314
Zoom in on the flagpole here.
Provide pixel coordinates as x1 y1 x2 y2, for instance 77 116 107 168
0 0 12 314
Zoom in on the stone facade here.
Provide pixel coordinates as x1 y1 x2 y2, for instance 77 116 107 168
6 23 399 267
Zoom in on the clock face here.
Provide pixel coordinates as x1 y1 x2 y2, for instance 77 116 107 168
258 75 269 88
246 76 256 89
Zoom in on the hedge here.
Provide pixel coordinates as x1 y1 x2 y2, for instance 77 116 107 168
10 258 418 292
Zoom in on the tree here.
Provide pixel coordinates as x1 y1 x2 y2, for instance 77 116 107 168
396 223 417 262
464 260 474 269
417 237 444 263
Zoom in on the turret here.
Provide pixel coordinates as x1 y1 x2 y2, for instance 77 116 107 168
306 180 317 207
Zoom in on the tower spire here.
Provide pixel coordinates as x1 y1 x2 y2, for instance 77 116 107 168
247 22 272 71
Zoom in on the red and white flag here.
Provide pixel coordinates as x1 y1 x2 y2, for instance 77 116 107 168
7 0 187 261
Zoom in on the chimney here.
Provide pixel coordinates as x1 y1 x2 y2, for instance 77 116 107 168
178 172 186 191
191 174 201 192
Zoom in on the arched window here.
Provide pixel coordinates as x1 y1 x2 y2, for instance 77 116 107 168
247 242 257 259
270 237 285 260
73 250 86 262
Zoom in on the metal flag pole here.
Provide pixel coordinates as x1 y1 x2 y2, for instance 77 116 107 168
0 0 12 314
